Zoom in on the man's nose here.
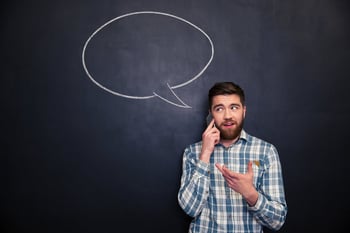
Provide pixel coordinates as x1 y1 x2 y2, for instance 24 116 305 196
224 109 233 119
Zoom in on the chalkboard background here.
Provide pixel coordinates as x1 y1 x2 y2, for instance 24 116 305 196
3 0 350 232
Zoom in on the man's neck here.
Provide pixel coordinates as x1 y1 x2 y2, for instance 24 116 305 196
220 136 240 148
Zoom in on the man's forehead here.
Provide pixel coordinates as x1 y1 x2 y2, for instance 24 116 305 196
212 94 242 105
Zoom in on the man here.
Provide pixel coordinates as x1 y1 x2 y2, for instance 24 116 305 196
178 82 287 232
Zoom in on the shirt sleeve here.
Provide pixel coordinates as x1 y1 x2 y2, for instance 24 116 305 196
178 147 210 217
247 145 288 230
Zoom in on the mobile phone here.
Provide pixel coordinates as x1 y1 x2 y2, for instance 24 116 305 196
206 113 213 126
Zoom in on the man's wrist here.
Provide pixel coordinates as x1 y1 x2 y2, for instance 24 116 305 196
244 189 259 207
199 151 211 163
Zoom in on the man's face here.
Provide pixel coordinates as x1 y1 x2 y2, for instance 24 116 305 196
210 94 246 141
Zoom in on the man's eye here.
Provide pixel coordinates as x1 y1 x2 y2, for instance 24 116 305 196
215 107 223 112
231 106 239 110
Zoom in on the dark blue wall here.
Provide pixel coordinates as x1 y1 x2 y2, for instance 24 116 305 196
3 0 350 232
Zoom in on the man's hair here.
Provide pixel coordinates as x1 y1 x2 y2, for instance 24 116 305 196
208 82 245 108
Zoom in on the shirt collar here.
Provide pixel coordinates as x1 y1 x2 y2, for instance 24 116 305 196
239 129 249 142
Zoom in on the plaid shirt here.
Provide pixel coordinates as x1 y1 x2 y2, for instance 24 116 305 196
178 130 287 233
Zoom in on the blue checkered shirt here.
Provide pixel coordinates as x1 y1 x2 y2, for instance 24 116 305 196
178 130 287 233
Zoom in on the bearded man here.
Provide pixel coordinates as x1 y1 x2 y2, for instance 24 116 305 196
178 82 287 233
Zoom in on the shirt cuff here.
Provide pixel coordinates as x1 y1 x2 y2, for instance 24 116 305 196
248 192 266 212
196 160 211 176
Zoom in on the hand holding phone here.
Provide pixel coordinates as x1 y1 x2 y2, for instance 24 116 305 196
200 117 220 163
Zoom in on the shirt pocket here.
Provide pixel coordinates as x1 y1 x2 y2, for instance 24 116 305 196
252 160 265 189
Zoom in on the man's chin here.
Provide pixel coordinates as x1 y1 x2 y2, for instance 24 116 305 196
220 130 240 141
220 129 241 140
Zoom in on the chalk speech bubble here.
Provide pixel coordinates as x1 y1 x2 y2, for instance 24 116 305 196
82 11 214 108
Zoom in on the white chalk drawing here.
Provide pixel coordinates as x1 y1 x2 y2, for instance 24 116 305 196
82 11 214 108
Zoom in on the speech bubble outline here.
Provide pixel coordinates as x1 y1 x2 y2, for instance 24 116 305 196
82 11 214 108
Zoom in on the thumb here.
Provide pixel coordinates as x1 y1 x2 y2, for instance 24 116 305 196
247 161 253 174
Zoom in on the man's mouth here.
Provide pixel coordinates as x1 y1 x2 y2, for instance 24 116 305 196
223 121 235 127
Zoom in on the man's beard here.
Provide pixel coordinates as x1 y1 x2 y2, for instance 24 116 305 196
219 119 244 140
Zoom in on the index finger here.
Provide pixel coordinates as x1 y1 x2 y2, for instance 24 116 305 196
222 166 239 178
205 119 216 131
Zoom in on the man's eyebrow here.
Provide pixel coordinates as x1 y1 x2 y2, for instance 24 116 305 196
212 104 224 109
